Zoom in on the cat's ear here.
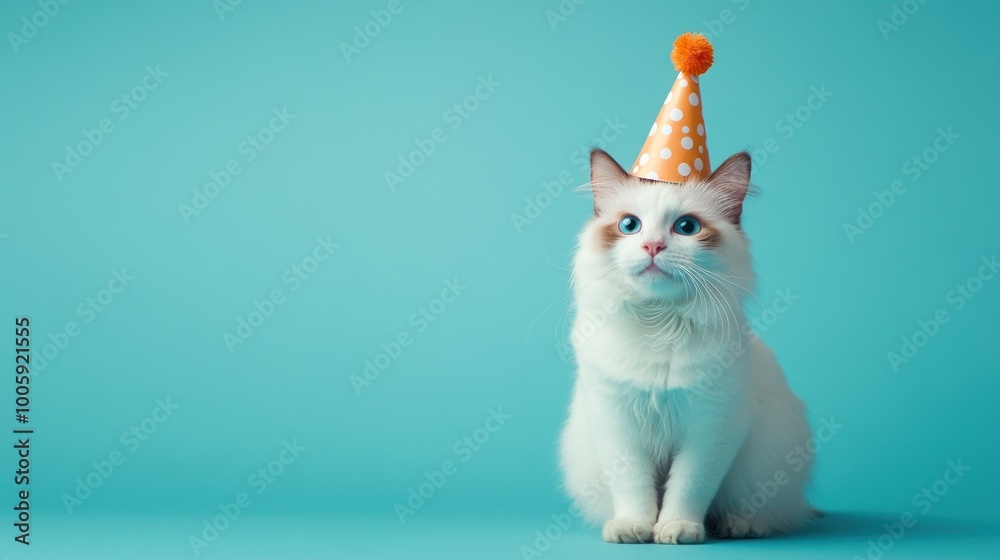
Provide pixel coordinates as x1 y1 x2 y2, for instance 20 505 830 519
590 148 629 215
705 152 752 224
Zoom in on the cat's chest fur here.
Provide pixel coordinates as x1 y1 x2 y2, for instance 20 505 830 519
586 371 745 462
573 302 745 393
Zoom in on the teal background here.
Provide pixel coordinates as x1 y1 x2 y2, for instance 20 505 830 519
2 0 999 558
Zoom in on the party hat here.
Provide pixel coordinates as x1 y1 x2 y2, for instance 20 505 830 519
631 33 714 183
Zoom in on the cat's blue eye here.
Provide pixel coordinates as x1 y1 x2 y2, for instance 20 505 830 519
618 215 641 235
673 215 701 236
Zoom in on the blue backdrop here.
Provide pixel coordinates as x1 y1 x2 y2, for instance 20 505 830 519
2 1 998 558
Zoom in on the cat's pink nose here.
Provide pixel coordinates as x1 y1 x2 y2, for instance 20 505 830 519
642 241 665 257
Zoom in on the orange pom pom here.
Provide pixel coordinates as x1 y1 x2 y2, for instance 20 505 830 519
671 32 714 76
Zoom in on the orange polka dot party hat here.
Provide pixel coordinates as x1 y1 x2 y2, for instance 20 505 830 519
631 32 715 183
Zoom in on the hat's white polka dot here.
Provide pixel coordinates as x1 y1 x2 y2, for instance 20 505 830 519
680 79 688 87
694 158 704 171
677 163 691 177
649 123 657 136
669 108 683 121
660 124 672 135
632 166 639 173
681 136 693 150
689 93 699 106
697 123 704 136
682 126 690 133
645 171 659 180
639 153 649 165
664 92 672 104
691 75 699 84
698 145 704 154
659 148 672 159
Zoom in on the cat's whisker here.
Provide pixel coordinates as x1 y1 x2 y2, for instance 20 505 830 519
694 266 744 355
703 276 731 355
685 263 740 356
679 265 722 357
688 263 764 312
544 252 574 276
671 264 707 355
525 293 572 341
701 274 764 315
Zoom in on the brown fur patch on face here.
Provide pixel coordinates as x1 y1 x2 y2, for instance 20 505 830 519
682 214 721 248
697 223 721 247
598 218 624 250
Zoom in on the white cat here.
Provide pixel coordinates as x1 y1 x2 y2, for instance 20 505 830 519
559 149 816 544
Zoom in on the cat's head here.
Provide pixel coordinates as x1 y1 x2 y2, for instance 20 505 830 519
575 148 755 305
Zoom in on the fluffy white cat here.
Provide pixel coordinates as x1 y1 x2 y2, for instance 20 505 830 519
559 149 816 544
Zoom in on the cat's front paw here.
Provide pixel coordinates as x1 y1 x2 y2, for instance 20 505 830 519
653 519 706 544
714 514 771 539
602 518 654 543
